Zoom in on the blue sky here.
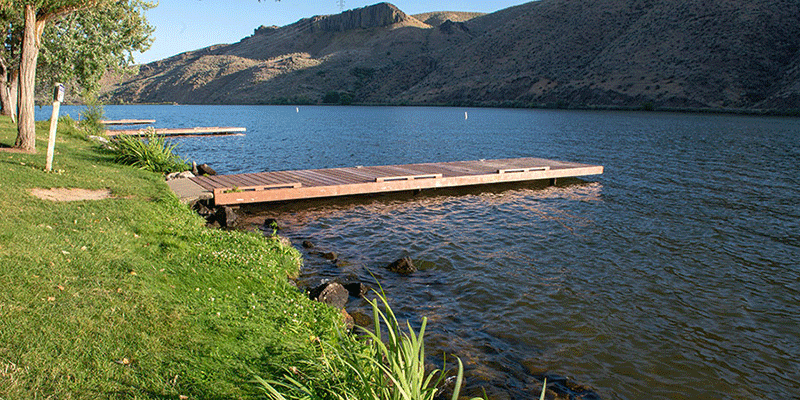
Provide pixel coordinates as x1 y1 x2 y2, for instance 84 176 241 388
134 0 533 64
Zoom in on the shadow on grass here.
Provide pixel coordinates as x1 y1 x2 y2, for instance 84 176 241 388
0 143 32 153
72 148 116 164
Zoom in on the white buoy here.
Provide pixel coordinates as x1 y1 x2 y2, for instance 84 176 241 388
465 111 468 120
296 107 299 113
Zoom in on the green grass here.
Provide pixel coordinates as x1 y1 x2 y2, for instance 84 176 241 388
0 117 345 399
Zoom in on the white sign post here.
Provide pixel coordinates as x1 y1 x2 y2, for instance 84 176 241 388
45 83 65 172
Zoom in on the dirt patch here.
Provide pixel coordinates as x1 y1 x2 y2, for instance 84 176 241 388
30 188 113 202
0 146 35 154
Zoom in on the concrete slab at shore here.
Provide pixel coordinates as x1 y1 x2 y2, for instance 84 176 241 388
167 177 213 204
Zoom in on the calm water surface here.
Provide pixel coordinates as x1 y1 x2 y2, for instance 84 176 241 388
45 105 800 399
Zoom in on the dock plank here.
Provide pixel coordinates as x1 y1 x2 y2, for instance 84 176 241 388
106 127 246 137
187 157 603 205
100 119 156 125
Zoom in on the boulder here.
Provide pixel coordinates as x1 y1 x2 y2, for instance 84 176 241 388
192 200 214 219
309 282 348 310
165 171 195 181
197 163 217 176
343 281 368 298
88 135 110 144
349 310 373 329
334 259 352 267
341 308 355 330
263 218 279 231
214 206 238 228
302 240 315 249
386 257 416 274
321 251 338 261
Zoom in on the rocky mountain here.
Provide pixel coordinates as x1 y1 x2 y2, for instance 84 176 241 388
103 0 800 112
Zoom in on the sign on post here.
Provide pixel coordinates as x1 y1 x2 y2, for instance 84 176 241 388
54 83 65 102
45 83 65 172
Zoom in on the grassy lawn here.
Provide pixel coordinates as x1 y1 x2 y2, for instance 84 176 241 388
0 117 344 399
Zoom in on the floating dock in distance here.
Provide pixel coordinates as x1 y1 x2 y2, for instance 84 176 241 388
106 127 246 137
184 157 603 206
99 119 156 125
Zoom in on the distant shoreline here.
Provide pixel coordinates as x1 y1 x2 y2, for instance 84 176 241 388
52 101 800 118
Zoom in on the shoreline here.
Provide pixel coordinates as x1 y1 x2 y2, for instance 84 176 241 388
224 186 606 400
51 100 800 118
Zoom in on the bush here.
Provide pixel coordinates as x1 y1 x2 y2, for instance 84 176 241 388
109 127 188 173
78 100 106 136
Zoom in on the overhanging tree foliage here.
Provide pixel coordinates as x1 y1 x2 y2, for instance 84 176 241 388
39 0 153 94
3 0 153 153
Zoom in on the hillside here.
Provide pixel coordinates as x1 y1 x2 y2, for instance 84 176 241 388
103 0 800 112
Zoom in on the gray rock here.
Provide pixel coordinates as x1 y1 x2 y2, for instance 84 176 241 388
387 257 416 274
197 163 216 176
349 310 372 329
165 171 195 181
88 135 110 144
309 282 349 309
215 206 238 228
341 308 355 330
343 281 368 298
263 218 279 231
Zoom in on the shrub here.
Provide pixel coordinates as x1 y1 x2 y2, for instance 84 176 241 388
109 127 188 173
78 100 106 136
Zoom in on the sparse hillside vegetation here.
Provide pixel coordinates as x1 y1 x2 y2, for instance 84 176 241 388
102 0 800 112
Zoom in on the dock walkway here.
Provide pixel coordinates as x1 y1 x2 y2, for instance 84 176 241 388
106 127 246 137
181 157 603 205
100 119 156 125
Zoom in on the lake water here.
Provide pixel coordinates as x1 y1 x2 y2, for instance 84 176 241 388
43 105 800 399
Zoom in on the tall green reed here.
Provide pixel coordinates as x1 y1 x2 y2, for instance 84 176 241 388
109 127 188 173
255 289 490 400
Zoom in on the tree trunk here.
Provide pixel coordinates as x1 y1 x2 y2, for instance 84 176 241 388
0 57 13 119
14 4 44 153
10 69 19 122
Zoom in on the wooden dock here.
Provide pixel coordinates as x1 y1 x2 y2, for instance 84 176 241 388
100 119 156 125
106 126 246 137
186 157 603 205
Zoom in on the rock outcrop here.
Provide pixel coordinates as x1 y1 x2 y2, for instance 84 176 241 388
307 2 414 32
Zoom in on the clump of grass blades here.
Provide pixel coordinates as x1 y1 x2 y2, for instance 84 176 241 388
255 289 486 400
78 99 106 136
110 127 188 173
